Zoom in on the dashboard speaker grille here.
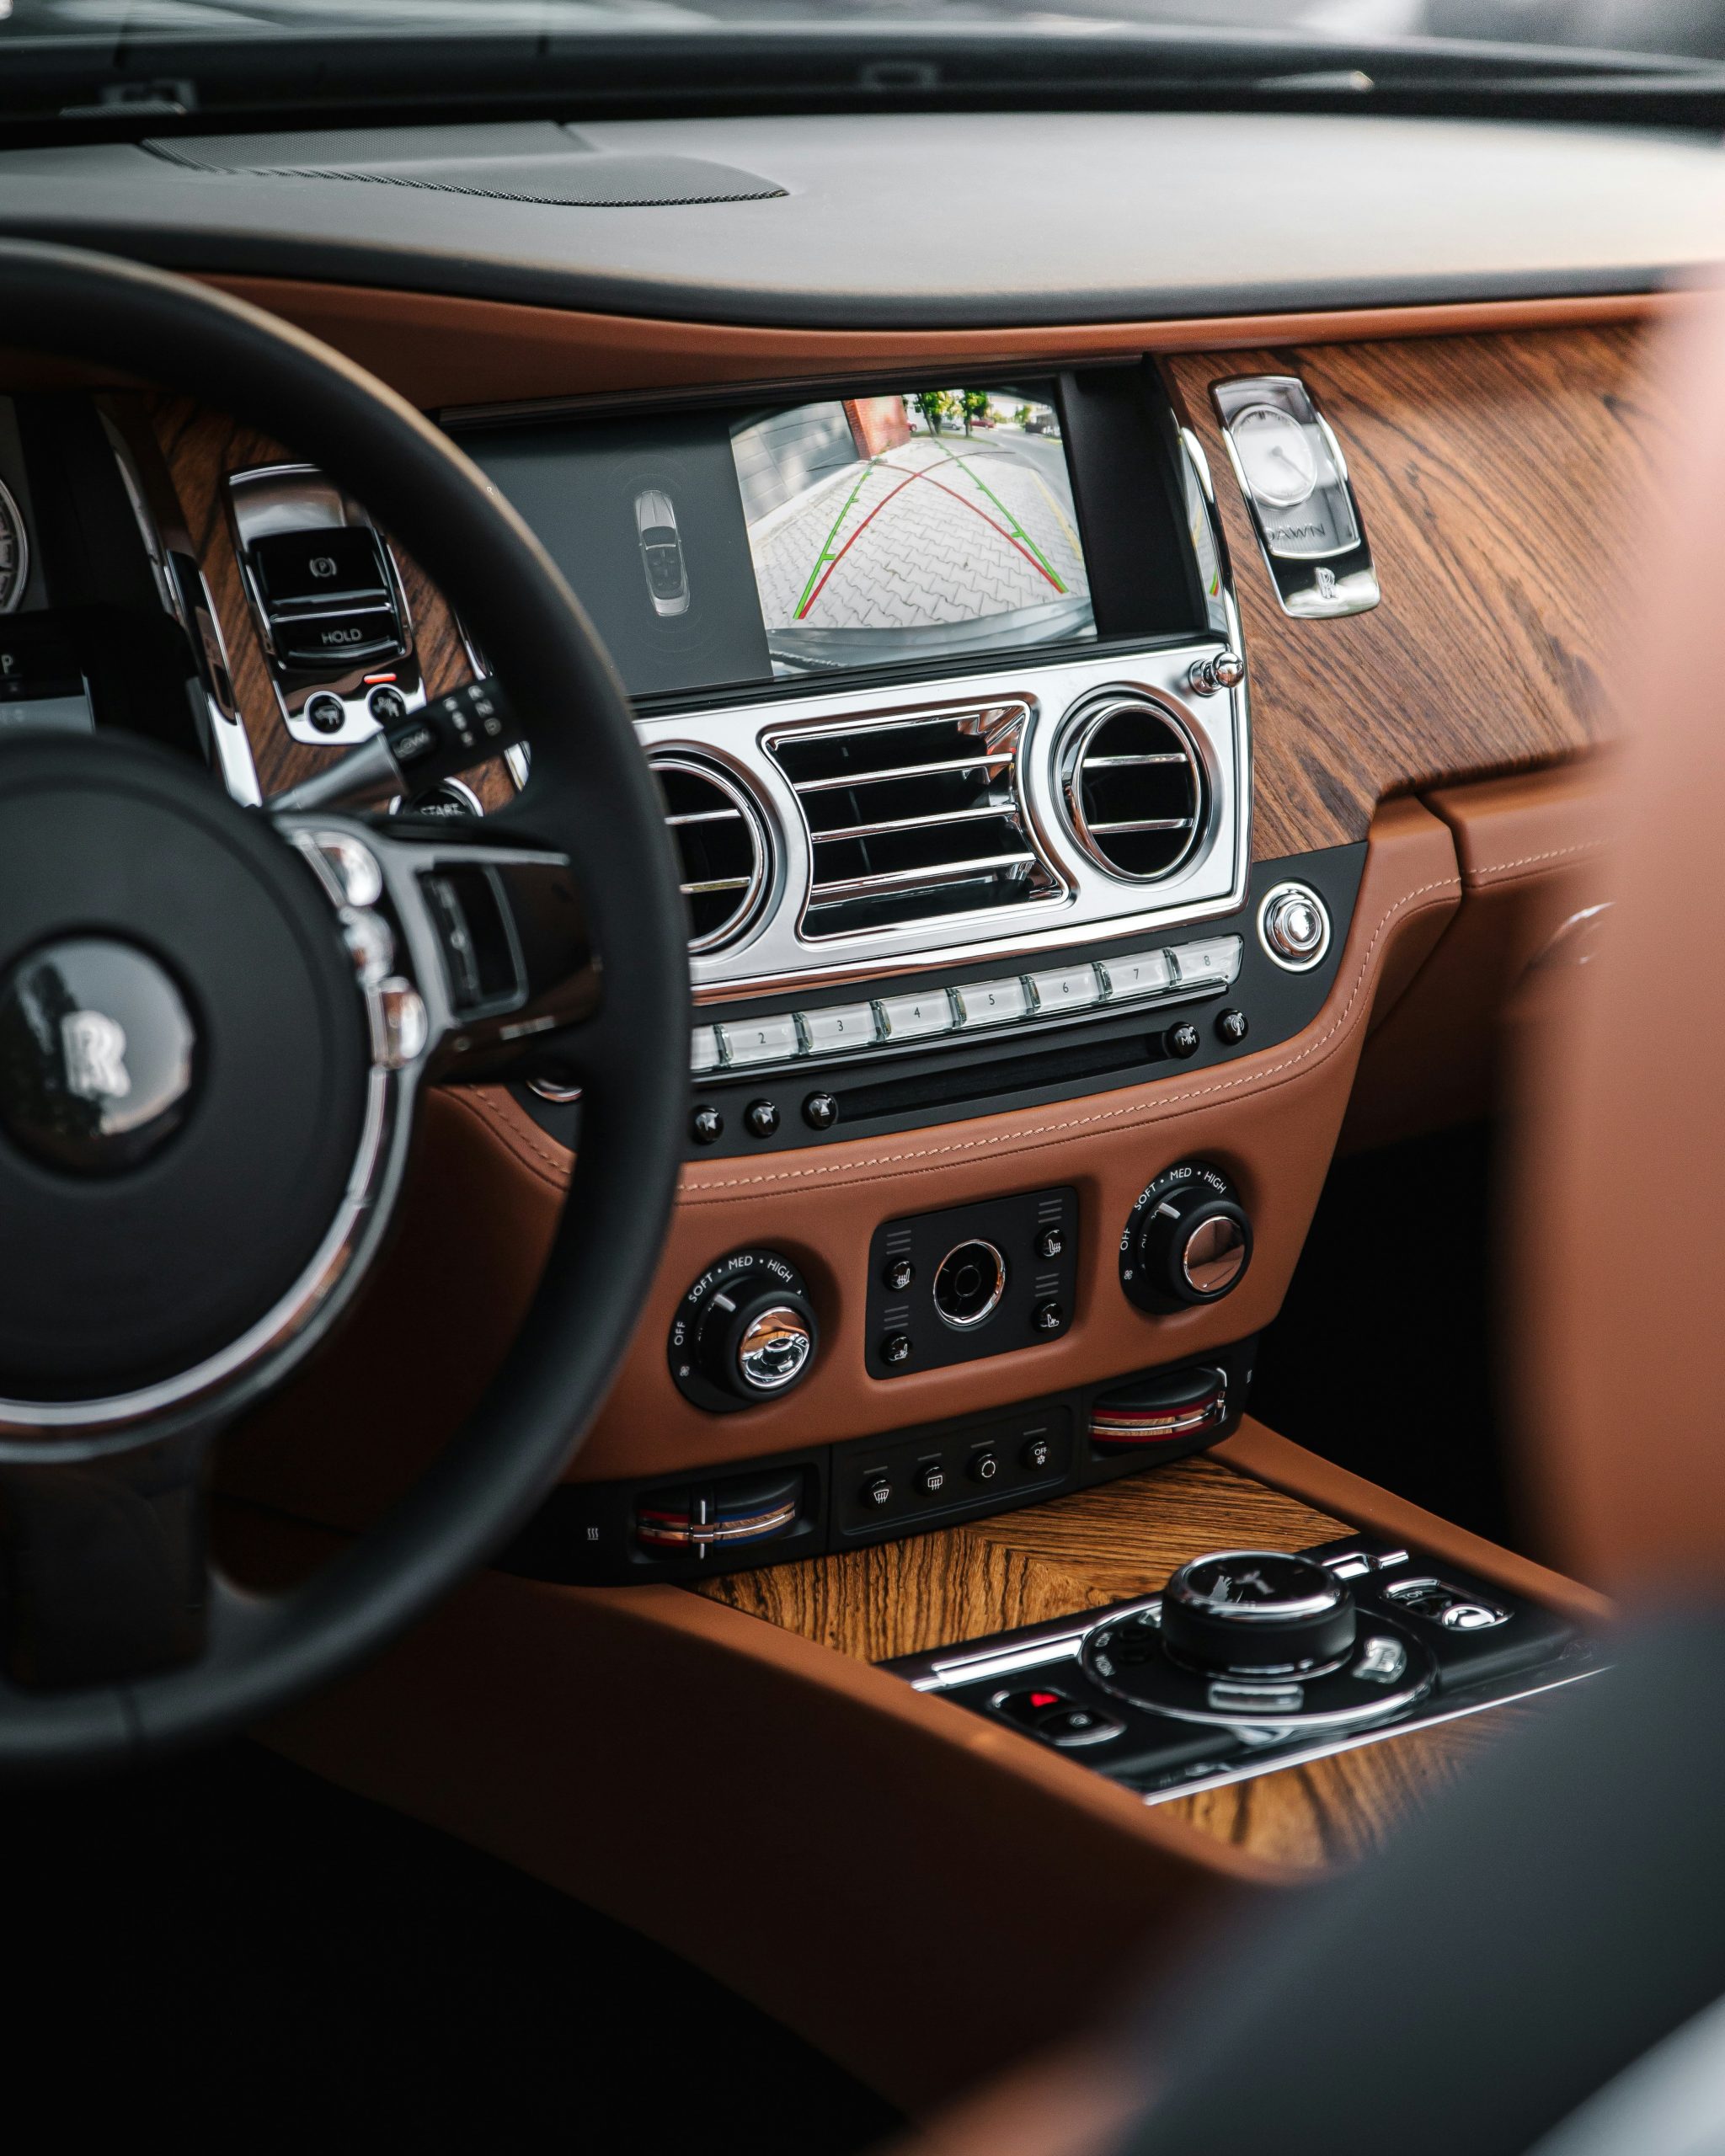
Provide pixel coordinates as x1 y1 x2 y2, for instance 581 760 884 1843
1060 694 1204 882
650 755 769 953
766 700 1061 942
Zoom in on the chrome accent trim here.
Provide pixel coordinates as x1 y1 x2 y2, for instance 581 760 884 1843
1060 689 1206 883
1258 879 1332 973
0 473 29 614
637 635 1249 1002
932 1238 1007 1331
649 750 772 955
1212 374 1381 620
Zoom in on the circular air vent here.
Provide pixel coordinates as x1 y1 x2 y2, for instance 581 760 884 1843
1059 693 1205 882
650 755 770 953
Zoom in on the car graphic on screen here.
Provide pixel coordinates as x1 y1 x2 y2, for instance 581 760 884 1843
634 488 690 616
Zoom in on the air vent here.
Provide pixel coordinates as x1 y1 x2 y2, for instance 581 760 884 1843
1060 694 1205 882
767 701 1061 942
650 755 769 953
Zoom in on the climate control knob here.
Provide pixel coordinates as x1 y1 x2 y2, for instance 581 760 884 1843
669 1248 820 1413
1120 1162 1252 1313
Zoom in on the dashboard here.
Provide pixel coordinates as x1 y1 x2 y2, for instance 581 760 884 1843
0 102 1662 1606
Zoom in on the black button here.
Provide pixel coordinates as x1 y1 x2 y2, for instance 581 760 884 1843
690 1106 724 1145
403 782 479 821
368 684 409 726
250 527 391 612
745 1099 780 1139
1167 1021 1201 1059
1021 1434 1052 1471
916 1460 948 1499
803 1091 838 1130
1035 1225 1065 1259
883 1256 914 1293
1216 1007 1249 1044
881 1331 913 1366
969 1449 1001 1484
994 1686 1071 1729
1039 1705 1123 1748
305 692 345 735
860 1472 893 1509
275 606 403 670
1032 1299 1065 1333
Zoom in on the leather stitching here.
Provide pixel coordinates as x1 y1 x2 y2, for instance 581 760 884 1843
1462 838 1606 887
681 877 1460 1200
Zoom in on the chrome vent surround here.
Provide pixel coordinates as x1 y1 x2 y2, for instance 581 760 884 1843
649 754 770 953
766 700 1062 942
1060 693 1205 883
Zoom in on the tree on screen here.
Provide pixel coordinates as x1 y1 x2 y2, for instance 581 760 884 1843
914 390 953 435
961 389 989 436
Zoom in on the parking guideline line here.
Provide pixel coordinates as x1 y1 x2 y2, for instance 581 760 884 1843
937 446 1069 594
793 460 877 621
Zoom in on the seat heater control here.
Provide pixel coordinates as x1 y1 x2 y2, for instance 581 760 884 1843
884 1257 915 1294
668 1248 819 1413
1259 881 1332 971
868 1187 1078 1380
1033 1299 1064 1333
1036 1226 1065 1260
1121 1162 1252 1313
882 1331 912 1366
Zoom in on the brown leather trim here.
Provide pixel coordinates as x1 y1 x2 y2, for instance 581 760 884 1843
1215 1418 1612 1625
1424 762 1612 893
238 1500 1277 2116
198 276 1700 409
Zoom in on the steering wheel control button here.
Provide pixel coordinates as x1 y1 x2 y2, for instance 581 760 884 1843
1090 1365 1231 1452
306 692 345 735
1120 1162 1253 1313
802 1091 838 1130
0 937 198 1177
868 1185 1078 1379
1215 1007 1250 1044
690 1105 724 1145
1166 1020 1201 1059
376 978 429 1070
744 1098 780 1139
1258 880 1332 971
668 1248 819 1412
882 1331 913 1366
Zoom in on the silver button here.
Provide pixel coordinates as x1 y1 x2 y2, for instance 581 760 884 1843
377 977 429 1070
1259 881 1331 970
690 1025 724 1075
1170 934 1243 990
953 977 1032 1028
1099 950 1172 1001
1027 964 1103 1013
800 1002 879 1054
1440 1602 1509 1632
1355 1635 1408 1683
876 991 953 1041
718 1015 801 1067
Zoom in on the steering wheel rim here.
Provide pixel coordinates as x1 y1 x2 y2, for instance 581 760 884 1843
0 239 689 1775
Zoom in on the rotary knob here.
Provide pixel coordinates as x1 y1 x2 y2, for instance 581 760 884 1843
1119 1162 1252 1313
1161 1550 1356 1678
1258 880 1331 970
668 1249 819 1412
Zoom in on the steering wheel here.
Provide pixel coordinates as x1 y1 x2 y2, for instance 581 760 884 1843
0 242 689 1777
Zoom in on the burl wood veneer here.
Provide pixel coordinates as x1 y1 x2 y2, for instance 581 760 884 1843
1165 325 1670 858
696 1453 1550 1871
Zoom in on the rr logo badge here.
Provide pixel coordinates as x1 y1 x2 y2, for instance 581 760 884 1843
61 1010 131 1102
1314 564 1338 601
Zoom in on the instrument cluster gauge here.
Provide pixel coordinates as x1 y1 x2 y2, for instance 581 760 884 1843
1211 373 1381 620
0 478 29 612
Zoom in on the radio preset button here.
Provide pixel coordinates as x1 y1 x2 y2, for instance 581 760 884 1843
1171 935 1244 989
1100 950 1172 1001
1028 964 1103 1013
953 976 1032 1028
877 991 954 1041
719 1015 800 1066
801 1002 879 1054
689 1026 724 1074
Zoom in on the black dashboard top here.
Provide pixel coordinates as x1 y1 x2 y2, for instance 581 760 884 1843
0 110 1718 328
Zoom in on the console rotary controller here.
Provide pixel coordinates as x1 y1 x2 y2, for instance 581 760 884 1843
668 1248 819 1413
1162 1551 1354 1678
1119 1161 1252 1313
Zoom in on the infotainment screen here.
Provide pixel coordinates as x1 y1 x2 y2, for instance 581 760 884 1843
461 377 1112 702
728 386 1094 678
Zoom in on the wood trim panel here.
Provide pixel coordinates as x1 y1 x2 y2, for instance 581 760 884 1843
693 1440 1582 1872
142 392 509 802
1166 325 1669 857
203 276 1699 411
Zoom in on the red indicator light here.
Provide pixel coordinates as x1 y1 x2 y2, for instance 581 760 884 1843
1028 1691 1060 1710
362 672 398 685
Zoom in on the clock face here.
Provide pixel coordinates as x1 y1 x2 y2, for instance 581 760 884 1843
1229 403 1318 510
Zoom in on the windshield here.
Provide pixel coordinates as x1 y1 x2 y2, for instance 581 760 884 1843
3 0 1725 61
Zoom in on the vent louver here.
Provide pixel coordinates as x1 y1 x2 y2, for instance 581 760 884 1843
650 755 769 953
767 702 1060 942
1060 694 1204 882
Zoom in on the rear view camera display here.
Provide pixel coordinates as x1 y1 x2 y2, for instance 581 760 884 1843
729 385 1095 678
